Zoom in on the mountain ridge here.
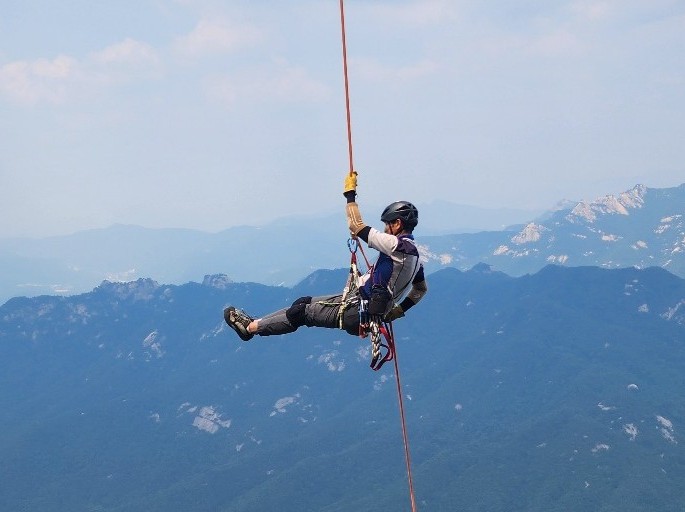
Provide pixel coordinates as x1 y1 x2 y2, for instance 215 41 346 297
0 201 540 305
1 264 685 511
1 182 684 306
421 183 685 279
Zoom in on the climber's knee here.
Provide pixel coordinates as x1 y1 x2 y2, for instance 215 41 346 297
285 296 312 328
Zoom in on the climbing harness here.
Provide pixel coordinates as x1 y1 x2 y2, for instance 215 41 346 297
341 238 395 371
335 238 363 329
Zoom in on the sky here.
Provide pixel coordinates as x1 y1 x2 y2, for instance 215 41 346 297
1 0 684 238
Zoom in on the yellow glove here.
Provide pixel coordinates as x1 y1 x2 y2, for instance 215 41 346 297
343 171 358 194
384 304 405 322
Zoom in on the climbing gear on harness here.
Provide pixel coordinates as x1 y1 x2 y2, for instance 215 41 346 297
335 237 364 329
368 318 395 371
381 201 419 230
339 239 395 371
224 306 254 342
365 283 394 369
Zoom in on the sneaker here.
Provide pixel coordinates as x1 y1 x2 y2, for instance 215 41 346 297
224 306 255 341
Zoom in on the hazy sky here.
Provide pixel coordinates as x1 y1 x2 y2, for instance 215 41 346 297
1 0 684 237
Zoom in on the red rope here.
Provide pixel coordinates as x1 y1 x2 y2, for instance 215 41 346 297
339 0 355 175
355 237 372 270
339 3 418 510
389 323 418 512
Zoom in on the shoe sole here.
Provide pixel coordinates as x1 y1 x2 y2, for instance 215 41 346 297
224 307 254 342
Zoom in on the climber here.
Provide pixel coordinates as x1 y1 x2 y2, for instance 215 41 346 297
223 171 428 341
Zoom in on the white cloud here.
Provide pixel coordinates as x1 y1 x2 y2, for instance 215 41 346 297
0 38 160 106
0 55 77 105
174 18 263 58
205 62 330 107
474 25 587 62
4 1 685 237
90 38 159 66
359 0 459 27
570 1 614 22
527 29 586 57
353 57 439 83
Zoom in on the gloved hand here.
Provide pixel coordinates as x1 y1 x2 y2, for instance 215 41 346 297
343 171 358 195
384 304 405 322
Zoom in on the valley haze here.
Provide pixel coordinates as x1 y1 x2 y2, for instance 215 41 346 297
1 182 684 306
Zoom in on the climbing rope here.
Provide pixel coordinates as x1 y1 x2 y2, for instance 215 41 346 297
338 3 418 509
390 323 418 512
339 0 355 176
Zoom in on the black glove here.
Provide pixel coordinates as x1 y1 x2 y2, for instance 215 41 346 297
384 304 405 322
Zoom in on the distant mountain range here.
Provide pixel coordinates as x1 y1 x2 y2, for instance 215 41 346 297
0 201 540 305
421 183 685 279
1 265 685 511
1 183 684 306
